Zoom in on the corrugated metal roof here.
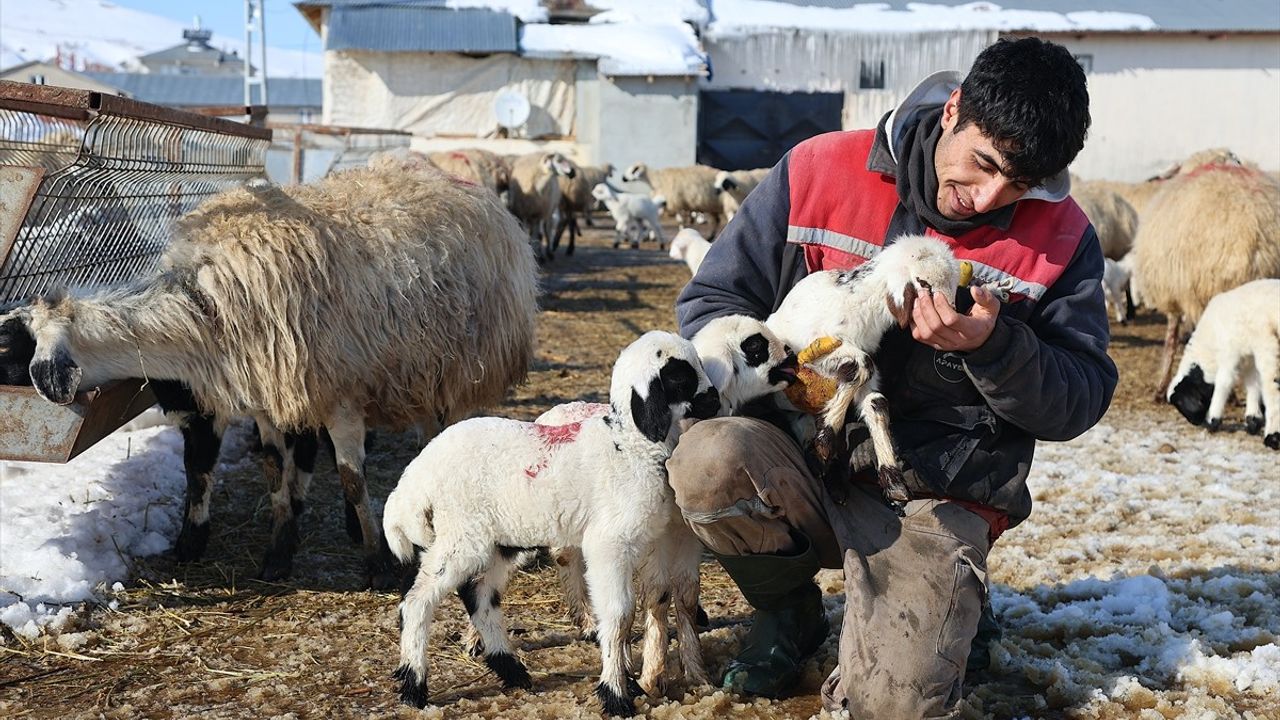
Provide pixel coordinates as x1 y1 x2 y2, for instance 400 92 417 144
82 74 322 108
762 1 1280 32
326 5 519 52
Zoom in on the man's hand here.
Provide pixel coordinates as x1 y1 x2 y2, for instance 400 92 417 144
910 285 1000 352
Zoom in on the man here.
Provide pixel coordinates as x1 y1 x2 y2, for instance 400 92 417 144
669 37 1117 718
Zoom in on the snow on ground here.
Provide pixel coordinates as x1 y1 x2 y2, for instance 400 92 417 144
1 402 1277 715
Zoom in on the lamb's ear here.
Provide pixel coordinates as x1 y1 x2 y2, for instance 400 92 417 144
630 378 672 444
700 355 734 407
31 347 82 406
887 283 918 329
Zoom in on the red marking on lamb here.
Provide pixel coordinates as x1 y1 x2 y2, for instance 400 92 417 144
524 421 584 478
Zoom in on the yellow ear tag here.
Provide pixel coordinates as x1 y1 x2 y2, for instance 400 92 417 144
959 261 974 288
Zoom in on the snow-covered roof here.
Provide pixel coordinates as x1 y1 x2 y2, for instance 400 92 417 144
521 18 706 76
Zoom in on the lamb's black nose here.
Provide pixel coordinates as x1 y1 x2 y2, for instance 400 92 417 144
690 387 720 419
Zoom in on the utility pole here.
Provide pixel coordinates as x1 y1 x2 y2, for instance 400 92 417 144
244 0 269 106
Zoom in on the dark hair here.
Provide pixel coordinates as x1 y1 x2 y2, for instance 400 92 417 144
956 37 1090 185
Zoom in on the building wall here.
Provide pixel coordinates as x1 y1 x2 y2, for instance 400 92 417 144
1040 33 1280 180
703 30 995 130
587 75 699 170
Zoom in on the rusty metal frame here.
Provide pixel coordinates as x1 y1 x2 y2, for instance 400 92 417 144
0 380 157 463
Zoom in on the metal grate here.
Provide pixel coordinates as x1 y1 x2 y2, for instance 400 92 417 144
267 123 411 185
0 82 271 304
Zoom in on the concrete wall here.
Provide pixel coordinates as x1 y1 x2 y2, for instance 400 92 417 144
1040 33 1280 181
589 75 699 170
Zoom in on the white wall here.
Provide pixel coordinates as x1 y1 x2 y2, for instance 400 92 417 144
588 75 699 170
1045 34 1280 181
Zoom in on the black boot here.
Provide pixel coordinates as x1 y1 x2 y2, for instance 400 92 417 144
966 598 1002 676
713 535 829 698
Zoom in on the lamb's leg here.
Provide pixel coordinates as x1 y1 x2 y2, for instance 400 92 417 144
582 538 641 716
257 418 299 581
813 348 873 466
458 550 533 689
1243 366 1264 436
635 544 672 698
1205 356 1240 432
1253 346 1280 449
668 523 710 689
1154 313 1182 402
395 540 489 708
328 412 395 589
857 387 910 515
553 546 596 640
173 410 222 562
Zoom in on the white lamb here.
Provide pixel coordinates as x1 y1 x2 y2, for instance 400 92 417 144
668 228 712 275
1167 279 1280 449
591 182 666 250
1102 257 1134 324
383 331 721 717
765 234 961 513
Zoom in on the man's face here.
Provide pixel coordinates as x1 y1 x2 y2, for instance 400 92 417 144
934 89 1033 220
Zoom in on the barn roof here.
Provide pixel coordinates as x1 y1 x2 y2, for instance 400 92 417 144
325 5 520 53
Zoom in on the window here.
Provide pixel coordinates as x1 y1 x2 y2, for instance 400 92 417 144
859 59 885 90
1074 54 1094 74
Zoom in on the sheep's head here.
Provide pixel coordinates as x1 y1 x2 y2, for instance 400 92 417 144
1168 363 1213 428
2 296 82 404
668 228 703 262
622 163 648 183
0 306 36 386
874 235 960 328
713 171 736 193
543 153 576 179
611 331 719 446
692 315 797 416
590 182 615 203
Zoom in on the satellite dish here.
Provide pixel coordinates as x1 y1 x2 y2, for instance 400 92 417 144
493 90 531 130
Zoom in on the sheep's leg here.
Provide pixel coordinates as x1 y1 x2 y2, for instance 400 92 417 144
461 546 528 653
1154 314 1182 401
257 418 300 581
458 550 533 689
1243 365 1264 436
553 546 596 640
1205 357 1240 432
395 539 490 708
668 523 709 688
582 538 641 716
706 213 721 240
1253 346 1280 449
812 348 873 467
173 411 223 563
635 544 672 698
328 412 394 589
857 387 910 515
286 429 319 520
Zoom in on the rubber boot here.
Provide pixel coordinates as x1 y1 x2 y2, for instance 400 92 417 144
966 598 1002 676
713 535 829 698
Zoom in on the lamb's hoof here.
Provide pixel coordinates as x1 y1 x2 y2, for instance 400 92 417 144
812 426 836 464
579 628 598 643
174 521 210 563
596 681 637 717
625 675 644 698
1245 416 1264 435
344 500 363 544
695 604 710 632
1205 417 1222 433
878 465 911 505
393 664 429 708
638 672 666 699
366 548 401 591
258 552 293 582
484 652 533 689
290 498 306 519
1265 433 1280 450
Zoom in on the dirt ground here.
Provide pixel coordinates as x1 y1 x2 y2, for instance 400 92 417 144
0 220 1270 719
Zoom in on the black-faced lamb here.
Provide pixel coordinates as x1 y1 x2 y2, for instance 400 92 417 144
383 331 720 716
1168 279 1280 449
765 234 961 513
714 168 770 221
0 160 539 586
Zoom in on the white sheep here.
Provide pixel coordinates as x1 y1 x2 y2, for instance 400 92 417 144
384 331 720 716
622 163 723 237
1102 257 1134 324
1 160 539 587
591 182 666 250
1167 279 1280 449
714 168 769 221
766 234 961 513
509 151 576 261
668 227 711 275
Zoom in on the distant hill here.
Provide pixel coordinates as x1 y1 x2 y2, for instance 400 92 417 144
0 0 322 78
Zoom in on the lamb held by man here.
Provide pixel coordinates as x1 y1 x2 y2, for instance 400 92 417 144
764 234 963 514
383 331 722 717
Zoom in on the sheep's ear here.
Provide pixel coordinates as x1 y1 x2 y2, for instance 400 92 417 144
31 348 82 406
630 379 672 444
701 355 734 403
887 283 918 329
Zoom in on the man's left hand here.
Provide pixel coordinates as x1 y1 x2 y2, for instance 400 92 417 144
910 285 1000 352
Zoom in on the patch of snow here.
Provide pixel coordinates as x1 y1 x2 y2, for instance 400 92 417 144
521 21 705 76
446 0 549 23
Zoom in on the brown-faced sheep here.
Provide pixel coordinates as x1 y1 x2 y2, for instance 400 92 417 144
715 168 770 221
509 152 576 261
623 163 723 237
551 161 614 257
1 161 540 586
1133 164 1280 400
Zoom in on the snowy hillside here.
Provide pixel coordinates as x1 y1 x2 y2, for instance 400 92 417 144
0 0 321 77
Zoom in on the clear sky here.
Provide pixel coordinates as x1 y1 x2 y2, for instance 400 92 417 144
110 0 319 53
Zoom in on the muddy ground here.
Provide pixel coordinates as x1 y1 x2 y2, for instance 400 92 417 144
0 220 1273 719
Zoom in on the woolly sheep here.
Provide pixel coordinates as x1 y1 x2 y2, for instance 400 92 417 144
766 235 961 513
1082 148 1244 217
0 161 539 586
622 163 724 237
427 148 511 196
714 168 770 221
668 227 712 275
1072 184 1138 260
551 162 615 257
1102 257 1134 324
509 152 576 261
1133 165 1280 399
1168 279 1280 449
383 331 721 716
591 182 665 250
